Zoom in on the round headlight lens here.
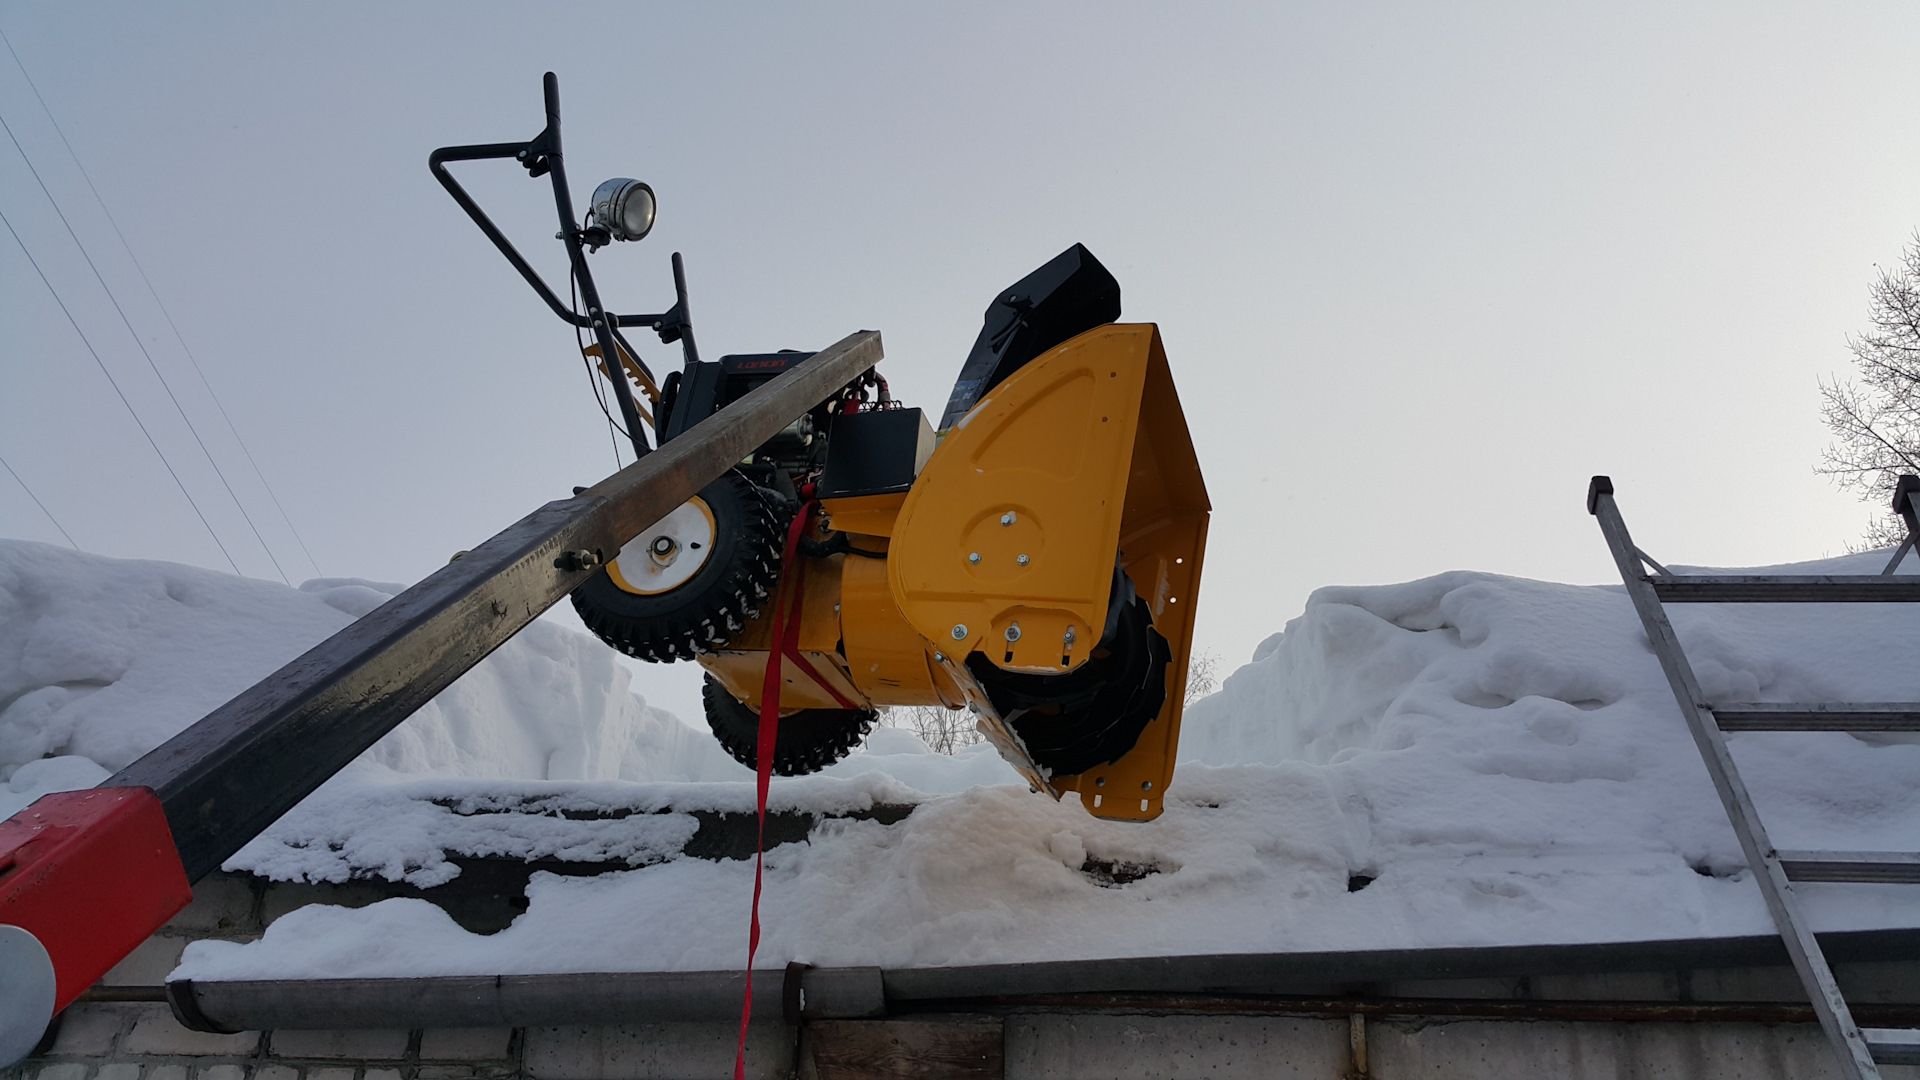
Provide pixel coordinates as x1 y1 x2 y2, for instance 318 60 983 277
619 185 655 240
588 178 656 242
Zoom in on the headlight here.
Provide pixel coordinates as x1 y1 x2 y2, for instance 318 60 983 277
587 178 656 242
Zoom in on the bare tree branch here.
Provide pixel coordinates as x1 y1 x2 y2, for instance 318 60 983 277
1184 651 1220 708
878 703 984 755
1819 231 1920 544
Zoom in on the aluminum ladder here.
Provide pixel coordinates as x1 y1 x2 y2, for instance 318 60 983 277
1588 473 1920 1079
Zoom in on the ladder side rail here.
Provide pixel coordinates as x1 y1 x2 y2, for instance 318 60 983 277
1587 477 1882 1080
1886 476 1920 575
1885 535 1917 576
103 330 881 881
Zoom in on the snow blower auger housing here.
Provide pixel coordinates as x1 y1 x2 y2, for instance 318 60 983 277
431 76 1208 820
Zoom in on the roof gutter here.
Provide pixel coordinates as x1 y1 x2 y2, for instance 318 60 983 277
165 927 1920 1033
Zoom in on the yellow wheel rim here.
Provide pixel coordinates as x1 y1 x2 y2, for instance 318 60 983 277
606 497 719 596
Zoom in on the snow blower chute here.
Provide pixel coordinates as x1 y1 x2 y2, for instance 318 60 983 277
434 83 1210 820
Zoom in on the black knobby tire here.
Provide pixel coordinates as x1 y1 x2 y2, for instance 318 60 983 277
570 470 785 662
701 675 876 776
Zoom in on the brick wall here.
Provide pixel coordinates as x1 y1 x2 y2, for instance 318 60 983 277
6 1009 816 1080
7 1008 521 1080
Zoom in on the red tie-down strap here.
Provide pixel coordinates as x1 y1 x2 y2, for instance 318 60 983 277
772 534 860 712
734 498 821 1080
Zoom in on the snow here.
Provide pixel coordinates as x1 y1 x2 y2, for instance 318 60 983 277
0 541 740 824
1 536 1915 982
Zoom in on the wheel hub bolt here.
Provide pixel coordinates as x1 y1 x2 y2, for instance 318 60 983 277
648 535 679 566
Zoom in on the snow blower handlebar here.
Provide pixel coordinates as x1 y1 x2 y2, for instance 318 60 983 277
428 72 697 460
0 329 884 1065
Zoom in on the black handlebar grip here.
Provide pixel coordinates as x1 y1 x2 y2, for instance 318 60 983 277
1586 475 1614 516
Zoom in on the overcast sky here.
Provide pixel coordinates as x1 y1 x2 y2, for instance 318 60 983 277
4 4 1918 723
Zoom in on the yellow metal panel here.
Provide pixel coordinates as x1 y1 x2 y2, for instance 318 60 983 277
1053 331 1210 820
584 340 660 413
696 540 871 713
1052 511 1209 820
699 648 867 714
839 546 950 706
890 323 1210 821
818 491 906 538
889 324 1164 674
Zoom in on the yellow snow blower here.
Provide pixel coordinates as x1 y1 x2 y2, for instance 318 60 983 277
426 77 1208 819
566 246 1209 820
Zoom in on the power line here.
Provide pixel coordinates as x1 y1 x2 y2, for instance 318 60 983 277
0 203 243 575
0 450 79 549
0 27 323 578
0 106 290 584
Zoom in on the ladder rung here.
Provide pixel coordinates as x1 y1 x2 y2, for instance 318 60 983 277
1867 1028 1920 1066
1778 851 1920 883
1711 703 1920 732
1649 575 1920 602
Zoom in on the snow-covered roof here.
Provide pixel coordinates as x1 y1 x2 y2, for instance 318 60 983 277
2 539 1915 983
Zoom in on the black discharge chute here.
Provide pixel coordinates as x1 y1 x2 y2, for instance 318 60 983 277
937 243 1121 431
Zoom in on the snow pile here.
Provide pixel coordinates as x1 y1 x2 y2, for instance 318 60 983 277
3 537 1916 980
0 540 738 823
1182 557 1920 859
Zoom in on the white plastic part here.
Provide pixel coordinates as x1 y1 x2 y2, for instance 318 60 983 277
0 923 56 1067
607 498 716 596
